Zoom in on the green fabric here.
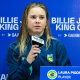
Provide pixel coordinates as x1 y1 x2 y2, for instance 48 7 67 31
29 66 32 76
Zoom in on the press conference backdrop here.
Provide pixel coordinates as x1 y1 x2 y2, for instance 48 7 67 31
0 0 80 79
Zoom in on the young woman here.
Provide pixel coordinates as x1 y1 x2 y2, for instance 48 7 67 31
6 2 71 80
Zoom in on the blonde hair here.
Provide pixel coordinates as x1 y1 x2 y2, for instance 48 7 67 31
15 2 55 59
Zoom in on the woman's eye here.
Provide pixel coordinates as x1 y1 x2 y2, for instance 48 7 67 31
31 16 35 19
40 17 44 19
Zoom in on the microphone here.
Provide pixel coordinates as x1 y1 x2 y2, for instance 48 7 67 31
31 35 44 61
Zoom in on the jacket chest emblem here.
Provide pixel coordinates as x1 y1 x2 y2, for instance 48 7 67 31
47 54 53 62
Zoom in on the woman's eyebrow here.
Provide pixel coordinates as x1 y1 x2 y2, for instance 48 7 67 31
30 15 45 16
39 15 45 16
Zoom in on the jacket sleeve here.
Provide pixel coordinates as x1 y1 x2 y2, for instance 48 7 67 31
56 42 71 66
6 44 32 80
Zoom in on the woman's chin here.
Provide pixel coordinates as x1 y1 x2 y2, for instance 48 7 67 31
33 30 41 33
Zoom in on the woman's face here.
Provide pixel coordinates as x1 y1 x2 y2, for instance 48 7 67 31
27 7 47 37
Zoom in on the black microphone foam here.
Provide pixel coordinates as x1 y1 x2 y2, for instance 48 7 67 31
32 35 44 61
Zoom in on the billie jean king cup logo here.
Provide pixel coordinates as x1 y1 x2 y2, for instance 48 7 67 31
47 70 57 79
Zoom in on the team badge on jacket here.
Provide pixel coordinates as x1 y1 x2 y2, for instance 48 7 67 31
47 54 53 62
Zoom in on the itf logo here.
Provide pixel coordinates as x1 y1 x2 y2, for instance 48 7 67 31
47 70 57 79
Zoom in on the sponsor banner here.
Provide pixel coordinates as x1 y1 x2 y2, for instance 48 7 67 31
0 17 21 38
51 17 80 38
40 66 80 80
0 74 8 80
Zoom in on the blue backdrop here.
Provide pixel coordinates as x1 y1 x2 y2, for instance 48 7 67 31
0 0 80 79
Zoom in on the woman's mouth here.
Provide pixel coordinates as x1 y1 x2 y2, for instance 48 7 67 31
34 26 41 28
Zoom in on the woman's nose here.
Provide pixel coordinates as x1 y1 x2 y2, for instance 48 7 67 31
36 18 40 23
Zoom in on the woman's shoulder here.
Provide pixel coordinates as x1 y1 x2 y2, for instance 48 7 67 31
51 37 64 47
9 40 19 48
7 40 19 53
50 37 67 53
7 40 20 62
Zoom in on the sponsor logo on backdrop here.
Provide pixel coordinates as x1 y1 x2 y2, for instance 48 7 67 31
47 70 80 79
51 17 80 37
64 33 80 37
7 33 19 37
0 74 8 80
0 17 21 37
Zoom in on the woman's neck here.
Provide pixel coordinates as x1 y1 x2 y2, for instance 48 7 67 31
29 31 44 37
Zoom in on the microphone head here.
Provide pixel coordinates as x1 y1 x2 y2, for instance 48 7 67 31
31 35 44 47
